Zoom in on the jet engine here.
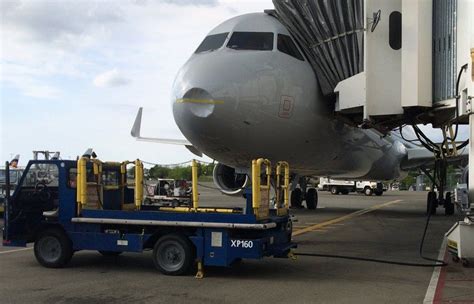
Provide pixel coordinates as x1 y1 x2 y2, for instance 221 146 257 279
212 163 248 195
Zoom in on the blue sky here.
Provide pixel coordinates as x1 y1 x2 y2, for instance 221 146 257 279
0 0 273 165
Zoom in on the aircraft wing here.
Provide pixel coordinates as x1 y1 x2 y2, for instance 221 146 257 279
130 107 203 157
401 146 468 170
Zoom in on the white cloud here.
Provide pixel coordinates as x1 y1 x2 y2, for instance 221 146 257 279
1 0 274 163
93 69 131 87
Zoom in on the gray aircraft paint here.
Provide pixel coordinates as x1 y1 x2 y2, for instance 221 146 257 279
172 13 407 180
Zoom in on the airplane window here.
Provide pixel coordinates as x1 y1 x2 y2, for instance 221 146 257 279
195 32 229 53
227 32 274 51
277 34 304 61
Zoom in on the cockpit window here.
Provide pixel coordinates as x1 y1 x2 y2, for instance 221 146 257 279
277 34 304 61
227 32 274 51
195 32 229 53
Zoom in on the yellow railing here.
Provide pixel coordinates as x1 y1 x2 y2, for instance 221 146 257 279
252 158 271 220
76 158 144 214
276 161 290 216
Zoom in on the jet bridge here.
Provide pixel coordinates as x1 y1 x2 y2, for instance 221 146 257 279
273 0 474 263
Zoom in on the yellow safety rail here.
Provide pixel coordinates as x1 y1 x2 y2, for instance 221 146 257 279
276 161 290 216
76 158 144 214
192 160 199 210
252 158 271 220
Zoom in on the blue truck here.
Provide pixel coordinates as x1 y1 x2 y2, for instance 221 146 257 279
2 155 295 277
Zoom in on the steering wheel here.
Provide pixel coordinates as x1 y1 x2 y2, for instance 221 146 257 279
35 181 52 202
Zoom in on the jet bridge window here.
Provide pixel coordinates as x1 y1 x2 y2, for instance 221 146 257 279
277 34 304 61
227 32 274 51
195 32 229 53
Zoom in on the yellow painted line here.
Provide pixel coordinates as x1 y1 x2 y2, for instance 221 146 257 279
0 247 32 255
292 199 402 237
175 98 224 105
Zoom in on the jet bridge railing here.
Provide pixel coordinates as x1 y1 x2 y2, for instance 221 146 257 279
252 158 271 220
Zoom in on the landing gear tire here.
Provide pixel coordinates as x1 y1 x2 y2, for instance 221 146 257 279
364 187 373 196
99 251 122 257
291 188 303 208
34 228 73 268
306 188 318 210
153 234 194 276
330 186 339 195
444 192 455 216
374 190 383 196
427 191 437 215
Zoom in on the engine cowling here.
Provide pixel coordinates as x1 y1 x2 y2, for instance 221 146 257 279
212 163 248 195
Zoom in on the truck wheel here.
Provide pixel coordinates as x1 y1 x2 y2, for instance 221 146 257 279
330 186 339 195
374 190 383 196
306 188 318 210
153 234 194 276
291 188 303 208
99 251 122 257
364 187 373 196
34 228 73 268
444 192 454 215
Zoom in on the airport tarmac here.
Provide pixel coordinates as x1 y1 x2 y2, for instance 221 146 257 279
1 189 473 304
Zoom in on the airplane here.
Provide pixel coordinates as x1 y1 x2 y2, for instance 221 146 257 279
131 12 466 212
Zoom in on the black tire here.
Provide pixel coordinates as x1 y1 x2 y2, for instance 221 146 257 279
34 228 73 268
330 186 339 195
291 188 303 208
445 192 454 216
99 250 122 257
341 189 349 195
427 191 437 215
306 188 318 210
374 190 383 196
364 187 373 196
153 234 194 276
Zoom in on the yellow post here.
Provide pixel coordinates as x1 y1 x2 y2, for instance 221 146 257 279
192 159 199 210
77 157 88 211
135 160 143 209
276 161 290 216
252 158 271 219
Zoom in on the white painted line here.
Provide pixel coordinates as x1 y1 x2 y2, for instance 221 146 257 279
0 247 32 255
423 238 447 304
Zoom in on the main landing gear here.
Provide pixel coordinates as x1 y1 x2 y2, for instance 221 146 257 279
290 178 318 210
426 191 455 216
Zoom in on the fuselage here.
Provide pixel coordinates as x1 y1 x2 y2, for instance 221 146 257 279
172 13 407 180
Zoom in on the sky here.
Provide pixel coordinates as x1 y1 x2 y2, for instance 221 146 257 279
0 0 273 165
0 0 470 167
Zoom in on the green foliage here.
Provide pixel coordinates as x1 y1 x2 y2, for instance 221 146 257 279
148 163 215 180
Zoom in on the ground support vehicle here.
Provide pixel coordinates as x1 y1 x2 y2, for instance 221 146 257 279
2 157 295 277
143 178 191 207
318 178 386 196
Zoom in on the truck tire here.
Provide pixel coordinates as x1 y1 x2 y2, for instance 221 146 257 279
153 234 194 276
364 187 373 196
34 228 73 268
330 186 339 195
444 192 454 215
291 188 303 208
306 188 318 210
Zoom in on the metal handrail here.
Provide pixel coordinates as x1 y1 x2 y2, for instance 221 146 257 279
76 158 144 214
276 161 290 216
252 158 271 219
